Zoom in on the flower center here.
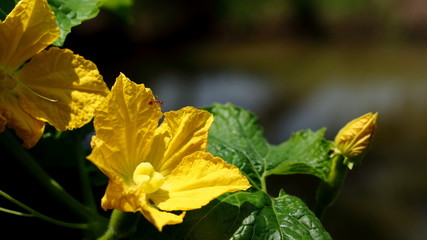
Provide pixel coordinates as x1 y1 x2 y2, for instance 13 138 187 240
133 162 164 194
0 70 17 90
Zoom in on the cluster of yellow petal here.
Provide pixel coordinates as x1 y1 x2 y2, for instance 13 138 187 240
0 0 109 148
1 0 251 232
87 73 251 231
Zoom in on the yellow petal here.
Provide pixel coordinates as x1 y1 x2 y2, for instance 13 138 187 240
0 0 60 71
334 112 378 160
14 47 109 131
148 107 214 176
150 151 251 211
0 91 44 148
87 135 125 181
139 198 186 232
101 175 142 212
87 73 163 180
100 175 185 232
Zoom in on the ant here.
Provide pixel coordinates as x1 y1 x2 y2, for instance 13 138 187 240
148 97 163 106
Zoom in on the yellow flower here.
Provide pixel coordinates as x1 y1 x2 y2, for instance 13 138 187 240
334 112 378 168
87 73 251 231
0 0 109 148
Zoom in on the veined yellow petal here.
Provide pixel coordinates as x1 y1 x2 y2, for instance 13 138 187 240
150 151 251 211
149 107 213 176
139 198 185 232
0 0 60 71
14 47 109 131
87 73 163 179
0 91 44 148
87 135 127 181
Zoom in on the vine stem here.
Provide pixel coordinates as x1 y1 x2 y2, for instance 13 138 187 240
0 190 89 229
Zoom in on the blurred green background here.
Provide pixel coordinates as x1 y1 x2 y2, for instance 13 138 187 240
65 0 427 239
3 0 427 239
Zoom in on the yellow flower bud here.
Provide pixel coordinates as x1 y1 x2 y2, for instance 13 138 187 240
334 112 378 168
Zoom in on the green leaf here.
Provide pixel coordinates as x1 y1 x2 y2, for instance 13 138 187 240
271 190 332 240
258 190 331 240
226 192 331 240
134 191 331 240
0 0 17 21
205 103 333 238
223 191 331 240
48 0 103 46
266 129 333 180
205 103 270 190
205 103 333 190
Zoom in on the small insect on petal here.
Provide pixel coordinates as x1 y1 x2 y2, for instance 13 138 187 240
149 96 164 105
148 100 164 105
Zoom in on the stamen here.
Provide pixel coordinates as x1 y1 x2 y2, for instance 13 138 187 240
133 162 165 194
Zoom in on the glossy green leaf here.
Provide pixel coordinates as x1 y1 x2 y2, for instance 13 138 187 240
205 103 333 188
48 0 103 46
224 191 331 239
266 128 332 180
227 191 331 240
217 191 331 240
202 103 333 239
270 190 332 240
205 103 270 190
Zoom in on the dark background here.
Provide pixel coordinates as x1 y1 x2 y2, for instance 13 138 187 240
2 0 427 239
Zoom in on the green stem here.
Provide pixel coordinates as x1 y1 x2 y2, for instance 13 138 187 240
260 172 268 193
0 8 6 17
314 154 348 219
98 210 141 240
0 129 104 222
0 190 89 229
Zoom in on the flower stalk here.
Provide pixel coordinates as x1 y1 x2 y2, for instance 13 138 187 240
314 154 348 219
98 210 141 240
315 112 378 219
